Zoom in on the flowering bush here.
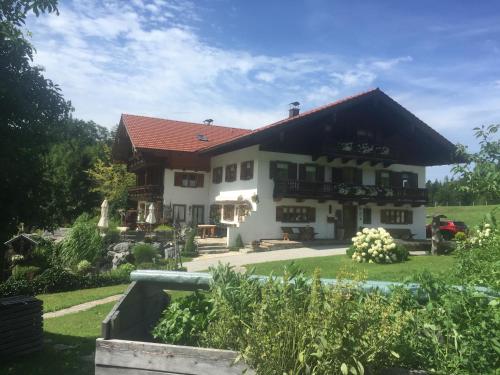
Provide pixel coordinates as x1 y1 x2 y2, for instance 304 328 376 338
10 254 25 265
350 228 407 264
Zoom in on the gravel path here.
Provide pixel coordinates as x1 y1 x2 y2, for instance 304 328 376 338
43 294 122 319
184 245 348 272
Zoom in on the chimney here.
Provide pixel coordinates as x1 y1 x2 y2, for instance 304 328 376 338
203 119 214 125
288 101 300 118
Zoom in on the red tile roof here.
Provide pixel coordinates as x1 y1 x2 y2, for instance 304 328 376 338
121 114 252 152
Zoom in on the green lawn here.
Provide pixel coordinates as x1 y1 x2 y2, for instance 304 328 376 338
38 284 129 312
248 254 457 282
426 204 498 228
0 290 188 375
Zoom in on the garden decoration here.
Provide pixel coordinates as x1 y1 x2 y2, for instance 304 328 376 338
145 203 156 232
97 199 109 232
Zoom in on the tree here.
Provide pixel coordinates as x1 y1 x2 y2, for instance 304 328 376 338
452 124 500 199
0 0 72 243
86 146 135 213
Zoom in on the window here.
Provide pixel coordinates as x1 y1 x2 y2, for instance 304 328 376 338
240 160 254 180
332 167 362 184
270 161 297 180
223 204 235 221
381 209 413 225
276 162 290 180
362 208 372 224
276 206 316 223
377 171 391 187
212 167 223 184
400 172 417 188
174 172 204 188
210 204 221 223
225 164 237 182
172 204 186 222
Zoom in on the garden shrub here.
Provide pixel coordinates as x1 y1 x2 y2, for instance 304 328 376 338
10 265 41 281
0 278 36 297
102 229 120 247
131 243 158 264
182 228 198 256
154 224 174 232
136 258 184 271
60 213 103 267
76 260 92 275
453 222 499 290
350 227 406 263
453 231 466 241
234 233 244 249
152 292 211 346
35 266 81 293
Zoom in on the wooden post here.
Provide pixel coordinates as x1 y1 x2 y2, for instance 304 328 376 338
431 215 442 255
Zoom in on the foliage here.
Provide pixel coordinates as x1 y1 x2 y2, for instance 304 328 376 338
154 224 174 232
102 228 120 247
131 243 158 264
60 214 103 267
453 221 500 291
0 0 72 245
152 292 211 346
350 227 406 263
398 272 500 374
76 260 92 275
452 124 500 199
136 259 186 271
86 146 135 211
453 231 466 241
11 265 41 280
182 228 198 256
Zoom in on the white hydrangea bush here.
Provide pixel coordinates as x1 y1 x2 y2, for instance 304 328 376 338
350 227 402 264
467 223 496 247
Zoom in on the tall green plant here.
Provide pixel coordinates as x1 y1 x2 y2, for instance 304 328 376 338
59 214 103 267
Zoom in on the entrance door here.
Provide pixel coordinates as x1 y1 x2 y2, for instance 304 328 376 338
342 205 358 239
192 205 204 226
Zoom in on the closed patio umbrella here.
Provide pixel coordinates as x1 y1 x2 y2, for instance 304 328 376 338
145 203 156 230
97 199 109 231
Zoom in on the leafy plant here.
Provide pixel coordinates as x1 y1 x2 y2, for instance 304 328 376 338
154 225 174 232
60 213 103 267
152 292 211 346
350 227 405 263
131 243 158 264
10 265 41 281
76 260 92 275
182 228 198 256
234 233 244 249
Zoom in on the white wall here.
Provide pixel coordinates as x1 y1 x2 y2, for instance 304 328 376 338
163 169 210 223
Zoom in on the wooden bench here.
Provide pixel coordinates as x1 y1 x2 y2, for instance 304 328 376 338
385 228 416 240
281 227 316 241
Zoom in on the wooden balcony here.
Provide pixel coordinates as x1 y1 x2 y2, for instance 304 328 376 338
273 180 427 205
128 185 163 201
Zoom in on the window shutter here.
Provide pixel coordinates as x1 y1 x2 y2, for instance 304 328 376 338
308 207 316 222
269 161 277 179
298 164 306 180
174 172 182 186
407 210 413 224
390 172 401 188
196 174 204 187
248 161 254 179
276 207 283 221
375 170 381 186
409 173 418 188
288 163 297 180
316 166 325 182
355 169 363 185
332 167 342 183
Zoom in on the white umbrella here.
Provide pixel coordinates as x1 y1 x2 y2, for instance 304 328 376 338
145 203 156 225
97 199 109 230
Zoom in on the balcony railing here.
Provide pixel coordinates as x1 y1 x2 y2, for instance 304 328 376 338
128 185 163 201
273 180 427 204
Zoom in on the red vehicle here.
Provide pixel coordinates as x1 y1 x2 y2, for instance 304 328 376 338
426 220 468 240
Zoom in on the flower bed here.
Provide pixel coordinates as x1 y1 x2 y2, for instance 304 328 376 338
349 227 408 263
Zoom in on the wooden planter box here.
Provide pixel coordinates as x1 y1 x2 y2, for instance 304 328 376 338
95 281 253 374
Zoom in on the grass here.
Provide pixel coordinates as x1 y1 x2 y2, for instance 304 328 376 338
248 254 457 282
426 204 498 228
0 290 188 375
38 284 129 312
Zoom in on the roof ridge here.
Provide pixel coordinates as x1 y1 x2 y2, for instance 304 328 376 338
121 113 251 132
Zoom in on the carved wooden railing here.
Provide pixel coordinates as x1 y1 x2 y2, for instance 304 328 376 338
128 184 163 200
273 180 427 204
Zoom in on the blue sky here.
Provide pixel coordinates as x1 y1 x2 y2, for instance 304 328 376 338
26 0 500 181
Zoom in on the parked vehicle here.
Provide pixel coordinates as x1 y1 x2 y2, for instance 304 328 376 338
426 220 468 240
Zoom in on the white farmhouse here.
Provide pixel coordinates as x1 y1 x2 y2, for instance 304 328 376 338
112 89 458 246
